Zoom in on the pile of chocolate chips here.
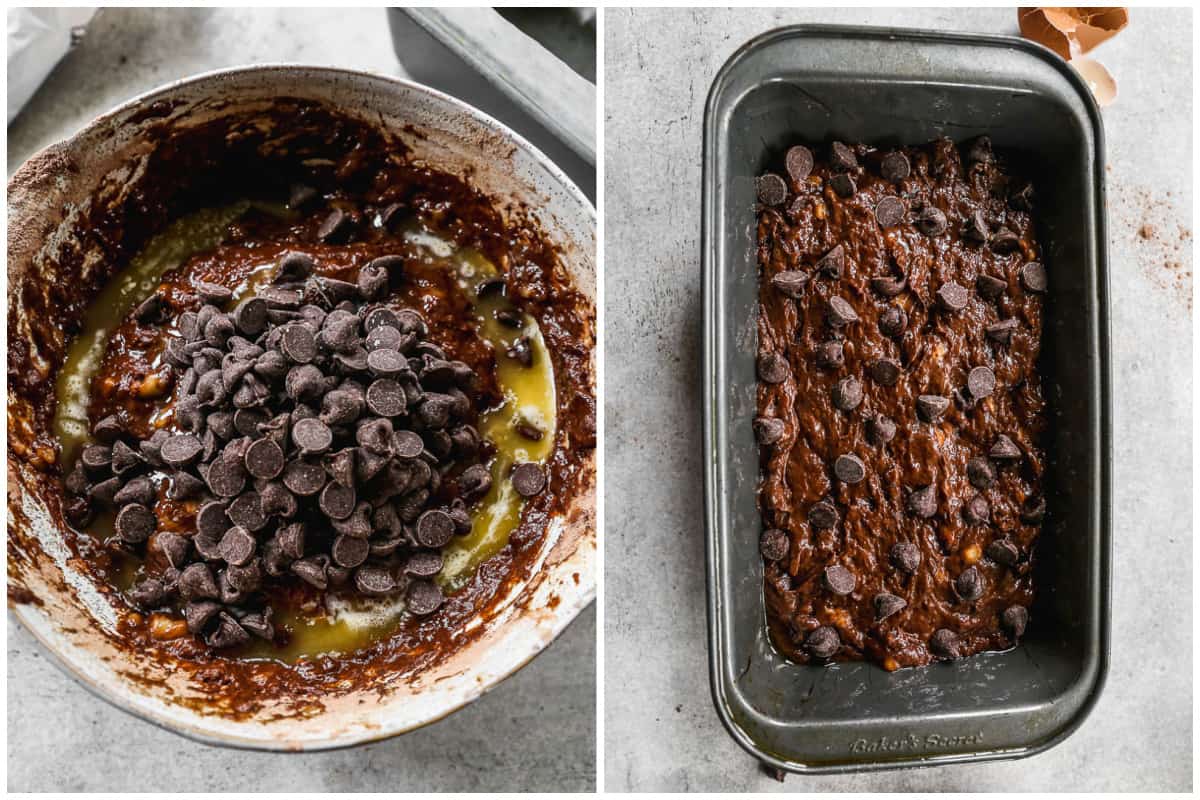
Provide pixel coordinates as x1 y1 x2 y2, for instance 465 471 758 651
63 251 548 649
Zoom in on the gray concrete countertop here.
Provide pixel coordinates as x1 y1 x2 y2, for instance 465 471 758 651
605 7 1191 792
7 7 593 793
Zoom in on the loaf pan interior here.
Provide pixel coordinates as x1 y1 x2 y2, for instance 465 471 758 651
703 26 1110 773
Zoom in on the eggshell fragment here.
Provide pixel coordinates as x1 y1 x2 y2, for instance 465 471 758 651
1018 7 1129 60
1072 57 1117 107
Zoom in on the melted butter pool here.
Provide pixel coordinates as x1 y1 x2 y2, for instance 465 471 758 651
53 206 555 662
53 203 254 468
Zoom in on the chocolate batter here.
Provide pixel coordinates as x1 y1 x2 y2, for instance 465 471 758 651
754 137 1046 670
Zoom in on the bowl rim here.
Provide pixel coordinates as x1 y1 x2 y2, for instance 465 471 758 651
8 62 597 751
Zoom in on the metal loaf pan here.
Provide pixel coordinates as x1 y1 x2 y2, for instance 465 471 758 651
702 25 1111 774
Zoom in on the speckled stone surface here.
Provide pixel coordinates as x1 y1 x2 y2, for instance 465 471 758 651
7 7 593 793
604 7 1191 792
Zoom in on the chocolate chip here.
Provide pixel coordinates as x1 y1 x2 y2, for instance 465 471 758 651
282 459 326 496
157 434 200 469
277 522 305 560
275 252 315 283
511 462 546 497
967 456 995 489
917 394 950 422
1002 605 1029 638
929 629 961 660
259 481 297 518
365 378 406 417
833 454 866 484
965 365 996 399
830 141 857 171
153 534 188 573
874 592 907 621
239 607 274 640
115 504 156 543
206 612 250 649
219 525 256 566
987 538 1020 566
240 438 282 481
936 281 969 312
353 564 396 596
805 626 840 659
880 151 910 182
756 173 788 206
879 306 907 338
179 563 219 601
916 206 947 236
196 500 229 539
826 297 858 327
366 348 408 378
759 528 789 561
357 262 390 301
168 471 206 501
316 208 353 243
1021 495 1046 524
823 564 856 595
986 318 1019 344
412 509 453 548
289 417 331 456
770 271 809 298
808 501 838 531
351 419 390 456
232 299 268 337
753 417 786 446
291 555 330 589
990 434 1021 460
829 173 856 198
331 534 370 568
907 485 937 518
963 494 990 525
494 309 524 329
92 415 124 443
1020 262 1047 293
963 210 990 243
195 280 232 305
868 358 902 386
459 464 492 499
875 196 906 228
227 492 267 532
206 454 247 497
990 228 1021 254
815 340 844 369
285 364 325 402
113 476 154 507
955 567 985 601
870 275 906 297
832 376 863 412
407 579 444 615
319 481 356 519
756 353 789 384
89 476 122 505
364 325 403 353
785 145 814 182
405 551 444 578
184 600 221 634
815 244 845 278
381 430 421 461
890 541 921 573
280 323 317 363
134 293 165 324
866 414 897 446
